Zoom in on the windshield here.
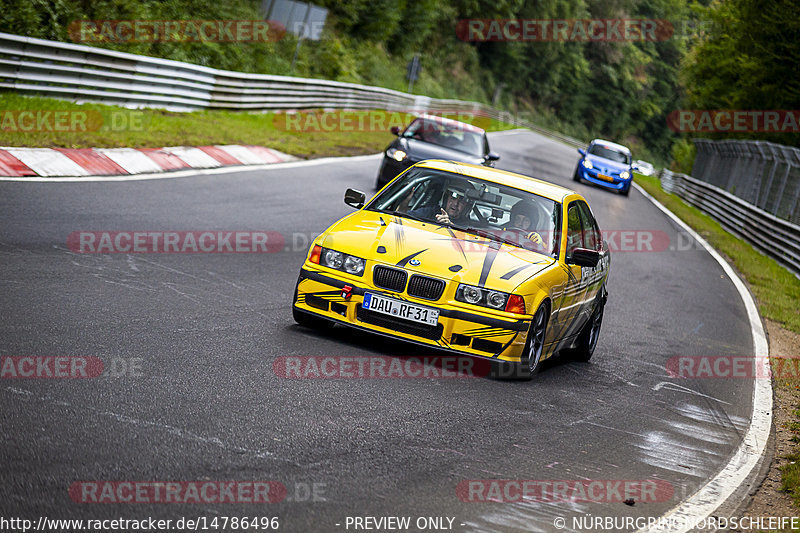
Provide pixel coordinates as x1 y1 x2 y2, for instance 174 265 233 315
366 167 561 258
402 118 486 157
588 144 631 164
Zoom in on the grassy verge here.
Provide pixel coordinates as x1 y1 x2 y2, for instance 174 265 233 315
635 172 800 518
0 93 516 157
635 173 800 332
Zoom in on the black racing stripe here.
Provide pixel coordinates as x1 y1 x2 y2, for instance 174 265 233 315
298 269 529 331
492 332 520 358
470 331 513 339
396 249 427 267
500 264 533 280
393 216 405 251
445 227 468 262
478 241 501 287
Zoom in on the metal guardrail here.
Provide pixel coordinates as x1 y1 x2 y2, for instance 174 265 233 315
661 169 800 276
693 139 800 225
0 32 585 147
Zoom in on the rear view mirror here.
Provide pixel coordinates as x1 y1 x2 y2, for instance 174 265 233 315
344 188 366 209
390 126 400 135
567 247 600 268
578 148 586 156
485 152 500 161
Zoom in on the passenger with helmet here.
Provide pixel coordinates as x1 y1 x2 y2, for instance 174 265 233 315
507 199 545 249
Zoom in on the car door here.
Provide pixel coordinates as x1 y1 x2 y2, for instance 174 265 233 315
551 202 589 344
576 201 603 323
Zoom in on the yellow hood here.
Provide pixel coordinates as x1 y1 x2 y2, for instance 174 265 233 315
320 210 554 292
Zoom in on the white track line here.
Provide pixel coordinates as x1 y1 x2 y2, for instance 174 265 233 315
632 182 771 533
0 153 382 182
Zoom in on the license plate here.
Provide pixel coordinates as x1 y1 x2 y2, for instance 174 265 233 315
596 173 615 182
363 293 439 326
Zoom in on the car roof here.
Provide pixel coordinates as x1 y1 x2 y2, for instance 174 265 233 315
415 159 576 202
590 138 631 155
416 113 486 134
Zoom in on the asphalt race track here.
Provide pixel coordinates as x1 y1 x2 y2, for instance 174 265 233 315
0 131 757 532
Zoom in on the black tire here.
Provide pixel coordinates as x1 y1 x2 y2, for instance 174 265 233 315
375 176 386 190
568 295 605 362
573 166 582 182
517 302 550 380
621 185 630 197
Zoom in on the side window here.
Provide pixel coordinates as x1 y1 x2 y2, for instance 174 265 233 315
566 204 584 257
577 202 600 251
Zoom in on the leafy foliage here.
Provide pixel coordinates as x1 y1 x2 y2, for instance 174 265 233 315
1 0 797 160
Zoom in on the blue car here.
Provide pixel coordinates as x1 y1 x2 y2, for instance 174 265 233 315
573 139 634 196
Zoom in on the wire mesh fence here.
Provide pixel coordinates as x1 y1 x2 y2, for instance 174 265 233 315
692 139 800 225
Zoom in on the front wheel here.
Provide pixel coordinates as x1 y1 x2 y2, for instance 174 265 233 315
517 302 549 379
573 166 582 182
620 184 631 196
568 296 605 362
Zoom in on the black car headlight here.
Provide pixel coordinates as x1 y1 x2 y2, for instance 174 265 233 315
456 284 508 309
312 245 365 276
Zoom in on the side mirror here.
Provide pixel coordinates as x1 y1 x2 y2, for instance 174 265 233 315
631 163 639 171
578 148 586 156
344 188 366 209
390 126 401 135
485 151 500 162
567 247 600 268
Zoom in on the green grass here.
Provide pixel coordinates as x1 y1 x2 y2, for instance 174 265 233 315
635 173 800 333
783 409 800 508
0 93 516 157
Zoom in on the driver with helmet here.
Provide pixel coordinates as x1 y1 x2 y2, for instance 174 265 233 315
409 180 478 226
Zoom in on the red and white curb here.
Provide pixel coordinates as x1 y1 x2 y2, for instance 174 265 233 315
0 145 297 178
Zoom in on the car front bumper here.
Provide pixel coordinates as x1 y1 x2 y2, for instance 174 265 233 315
578 166 632 191
293 267 532 363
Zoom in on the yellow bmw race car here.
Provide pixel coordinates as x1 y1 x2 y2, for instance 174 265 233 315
292 160 610 379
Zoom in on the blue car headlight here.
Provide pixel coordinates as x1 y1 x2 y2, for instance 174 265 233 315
620 171 630 180
582 159 593 169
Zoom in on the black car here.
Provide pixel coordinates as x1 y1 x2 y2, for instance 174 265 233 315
375 114 500 189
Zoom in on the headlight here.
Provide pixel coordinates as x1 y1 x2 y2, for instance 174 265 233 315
344 255 365 275
323 249 343 269
462 285 482 304
620 171 630 180
456 284 520 313
582 159 593 169
386 148 407 162
316 247 365 276
486 291 508 309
